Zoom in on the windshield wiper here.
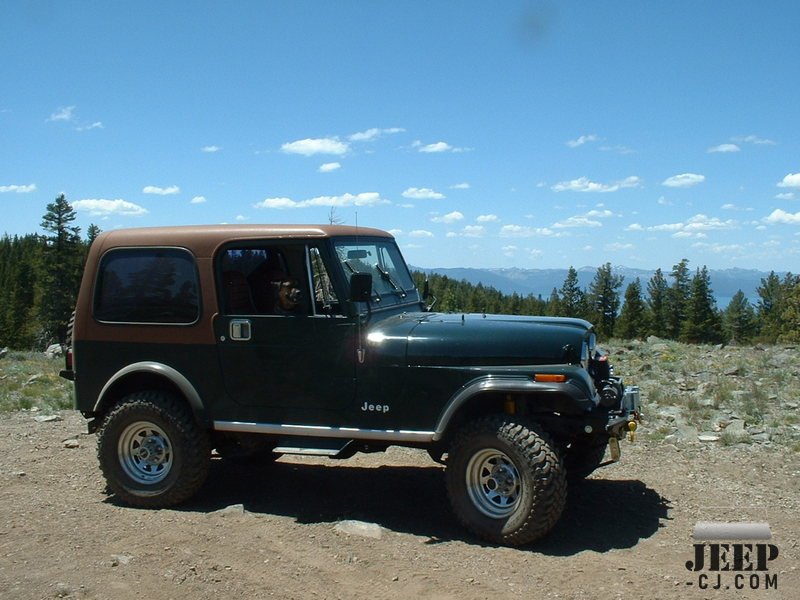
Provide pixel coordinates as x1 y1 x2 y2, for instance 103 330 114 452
374 264 407 298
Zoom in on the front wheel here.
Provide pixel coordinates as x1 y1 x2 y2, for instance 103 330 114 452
445 416 566 546
97 391 210 507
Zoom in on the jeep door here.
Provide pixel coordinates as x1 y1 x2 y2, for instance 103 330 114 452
214 243 357 425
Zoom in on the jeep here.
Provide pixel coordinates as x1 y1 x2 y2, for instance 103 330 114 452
60 224 640 546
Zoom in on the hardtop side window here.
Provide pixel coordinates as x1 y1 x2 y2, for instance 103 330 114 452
218 244 310 316
94 248 200 324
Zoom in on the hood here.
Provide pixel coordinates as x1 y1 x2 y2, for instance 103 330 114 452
365 312 593 367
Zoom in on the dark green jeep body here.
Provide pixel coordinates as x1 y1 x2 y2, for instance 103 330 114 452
62 224 640 546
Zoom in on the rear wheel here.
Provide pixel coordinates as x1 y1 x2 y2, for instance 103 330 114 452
445 416 566 546
97 391 210 507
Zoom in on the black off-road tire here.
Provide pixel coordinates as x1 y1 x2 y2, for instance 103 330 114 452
445 415 567 546
564 440 608 480
97 391 210 507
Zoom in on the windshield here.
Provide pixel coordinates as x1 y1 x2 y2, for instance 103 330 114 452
334 239 417 300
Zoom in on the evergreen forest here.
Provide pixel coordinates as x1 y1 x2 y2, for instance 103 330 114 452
2 196 798 350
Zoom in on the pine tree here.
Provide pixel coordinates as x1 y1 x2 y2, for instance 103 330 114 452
646 268 669 338
87 223 102 245
587 263 624 339
756 271 786 342
722 290 757 344
777 277 800 343
545 287 562 316
617 278 647 339
665 259 691 339
558 266 587 319
39 194 84 346
680 266 723 344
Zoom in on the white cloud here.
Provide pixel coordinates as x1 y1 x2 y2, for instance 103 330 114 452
777 173 800 189
644 214 737 236
566 134 599 148
708 143 740 153
551 176 641 193
553 215 603 229
201 145 221 153
75 121 104 131
431 211 464 224
409 230 434 238
691 242 744 253
0 184 37 193
775 192 795 200
499 224 562 238
47 106 76 122
254 192 388 209
402 187 445 200
657 196 673 206
662 173 705 188
143 185 180 195
319 162 341 173
476 214 498 223
348 127 405 142
765 209 800 225
683 214 735 232
413 140 468 153
73 199 148 217
281 137 349 156
734 135 776 145
461 225 485 237
235 215 247 221
625 223 644 231
451 182 470 189
190 196 207 204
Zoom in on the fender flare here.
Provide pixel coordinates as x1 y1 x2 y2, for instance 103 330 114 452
94 361 207 422
432 375 592 441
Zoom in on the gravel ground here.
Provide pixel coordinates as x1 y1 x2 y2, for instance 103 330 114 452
0 409 797 600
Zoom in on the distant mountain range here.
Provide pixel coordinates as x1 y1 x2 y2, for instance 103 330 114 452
410 266 780 307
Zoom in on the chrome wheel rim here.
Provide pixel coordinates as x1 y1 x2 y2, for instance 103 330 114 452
118 421 173 485
465 449 522 519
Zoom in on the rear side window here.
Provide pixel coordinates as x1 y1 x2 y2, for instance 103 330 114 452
94 248 200 324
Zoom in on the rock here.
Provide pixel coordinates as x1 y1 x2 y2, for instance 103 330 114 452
646 336 663 344
213 504 246 517
676 425 699 441
34 414 63 423
334 520 384 540
63 439 80 449
23 374 43 387
657 406 683 422
0 347 8 359
44 343 63 359
724 366 741 376
110 554 134 566
751 432 771 443
698 434 720 442
724 419 746 433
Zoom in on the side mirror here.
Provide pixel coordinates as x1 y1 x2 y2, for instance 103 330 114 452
349 272 373 302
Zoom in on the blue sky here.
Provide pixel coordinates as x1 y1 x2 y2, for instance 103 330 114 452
2 1 799 272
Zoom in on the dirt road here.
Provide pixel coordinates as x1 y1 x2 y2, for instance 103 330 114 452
0 410 797 599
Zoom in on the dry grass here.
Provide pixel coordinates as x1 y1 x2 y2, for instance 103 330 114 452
0 351 73 413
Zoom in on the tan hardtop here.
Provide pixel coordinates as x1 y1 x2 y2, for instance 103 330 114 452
91 224 393 258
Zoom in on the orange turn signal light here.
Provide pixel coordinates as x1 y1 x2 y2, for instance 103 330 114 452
534 374 567 383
